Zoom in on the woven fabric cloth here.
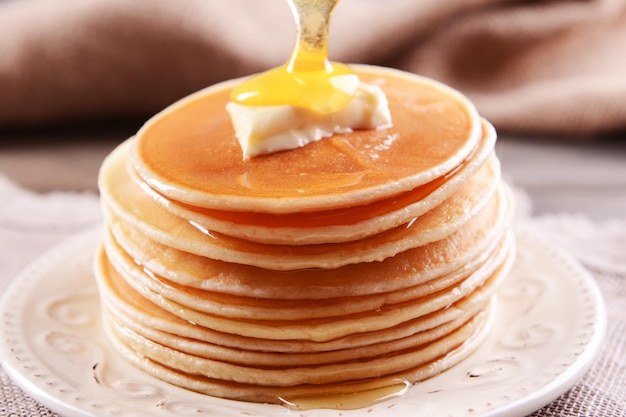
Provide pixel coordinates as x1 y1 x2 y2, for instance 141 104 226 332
0 175 624 416
2 0 626 136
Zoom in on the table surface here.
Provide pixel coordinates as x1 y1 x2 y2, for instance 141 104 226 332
1 124 625 220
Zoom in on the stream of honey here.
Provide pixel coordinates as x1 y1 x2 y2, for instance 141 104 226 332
230 0 359 116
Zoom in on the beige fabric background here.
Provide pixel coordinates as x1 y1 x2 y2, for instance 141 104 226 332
1 0 626 136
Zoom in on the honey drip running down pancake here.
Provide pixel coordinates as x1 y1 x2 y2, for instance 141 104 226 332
94 65 516 408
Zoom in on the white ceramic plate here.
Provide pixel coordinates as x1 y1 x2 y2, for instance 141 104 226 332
0 227 606 417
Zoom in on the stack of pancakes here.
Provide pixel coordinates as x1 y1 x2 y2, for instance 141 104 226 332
95 66 515 406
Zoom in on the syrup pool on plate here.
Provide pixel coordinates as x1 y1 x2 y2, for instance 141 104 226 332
278 379 411 410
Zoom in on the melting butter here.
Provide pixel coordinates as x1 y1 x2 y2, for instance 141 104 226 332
227 0 392 159
227 82 391 159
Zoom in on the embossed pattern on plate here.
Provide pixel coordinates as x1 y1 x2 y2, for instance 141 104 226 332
0 227 606 417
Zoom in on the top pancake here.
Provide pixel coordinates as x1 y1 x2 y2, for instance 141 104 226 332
131 65 482 213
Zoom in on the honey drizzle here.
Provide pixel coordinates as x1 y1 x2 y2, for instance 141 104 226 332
230 0 359 116
287 0 337 73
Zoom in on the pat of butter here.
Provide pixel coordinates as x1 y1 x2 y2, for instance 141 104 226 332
226 82 392 159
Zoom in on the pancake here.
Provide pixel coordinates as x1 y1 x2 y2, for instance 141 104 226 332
128 120 496 245
98 231 511 341
94 64 516 406
96 233 513 354
101 305 492 404
99 136 502 270
103 228 510 321
130 66 483 213
104 302 487 367
104 183 512 299
103 307 489 386
102 183 512 322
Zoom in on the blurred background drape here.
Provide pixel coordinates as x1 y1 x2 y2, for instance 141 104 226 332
1 0 625 136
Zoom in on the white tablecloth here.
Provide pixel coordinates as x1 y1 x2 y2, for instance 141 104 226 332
0 175 624 416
